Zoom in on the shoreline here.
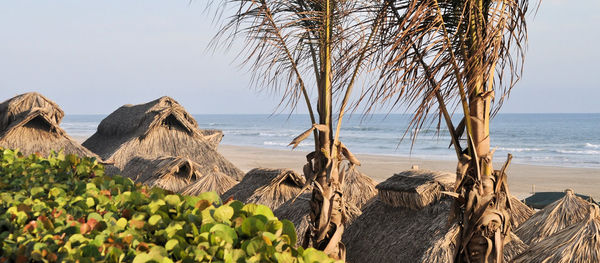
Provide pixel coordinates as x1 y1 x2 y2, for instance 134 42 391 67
218 144 600 200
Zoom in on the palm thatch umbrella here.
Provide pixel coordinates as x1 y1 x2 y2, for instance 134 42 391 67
181 165 238 196
199 129 224 149
82 96 243 180
222 168 306 210
512 205 600 263
119 156 200 193
0 92 98 158
343 165 377 209
118 156 237 195
515 189 592 245
342 169 529 263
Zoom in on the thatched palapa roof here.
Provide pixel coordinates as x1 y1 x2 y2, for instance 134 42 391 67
118 156 237 195
222 168 306 210
376 169 454 210
512 205 600 263
343 169 530 263
515 189 593 245
181 165 238 196
0 92 98 157
343 165 378 209
82 96 243 180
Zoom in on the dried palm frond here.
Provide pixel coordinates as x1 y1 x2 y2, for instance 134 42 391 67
512 205 600 263
376 169 455 210
0 92 98 158
120 156 200 193
181 166 238 196
515 189 592 245
342 165 377 209
223 168 304 210
83 96 243 180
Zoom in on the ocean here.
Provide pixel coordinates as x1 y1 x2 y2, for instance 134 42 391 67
62 114 600 169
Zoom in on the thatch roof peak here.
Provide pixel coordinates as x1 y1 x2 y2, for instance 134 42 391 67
223 168 305 210
0 93 98 158
376 169 455 210
0 92 64 132
83 97 243 180
95 96 199 137
119 156 200 193
513 205 600 263
515 188 593 245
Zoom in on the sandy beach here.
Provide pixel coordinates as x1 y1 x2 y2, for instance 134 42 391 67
218 144 600 200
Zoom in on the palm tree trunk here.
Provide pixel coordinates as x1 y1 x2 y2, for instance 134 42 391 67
307 0 346 259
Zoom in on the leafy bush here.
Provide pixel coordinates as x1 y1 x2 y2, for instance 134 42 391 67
0 149 338 263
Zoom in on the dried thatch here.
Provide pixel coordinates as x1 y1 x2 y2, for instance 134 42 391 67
515 189 592 245
512 205 600 263
343 169 530 263
222 168 305 210
343 165 377 209
181 166 238 196
82 96 243 180
510 194 535 228
118 156 237 195
375 169 455 210
0 92 98 157
274 193 363 247
199 129 224 149
119 156 200 193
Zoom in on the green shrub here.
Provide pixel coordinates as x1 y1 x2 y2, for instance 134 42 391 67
0 149 338 263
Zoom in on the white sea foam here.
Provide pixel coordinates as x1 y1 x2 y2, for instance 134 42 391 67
585 143 600 149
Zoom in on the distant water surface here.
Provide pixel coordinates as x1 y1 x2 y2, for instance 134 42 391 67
62 114 600 169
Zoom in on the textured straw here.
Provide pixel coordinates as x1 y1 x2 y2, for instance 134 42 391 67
83 96 243 180
0 92 98 158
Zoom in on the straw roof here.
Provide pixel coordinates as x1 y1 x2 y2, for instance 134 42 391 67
119 156 237 195
120 156 201 193
342 169 531 263
83 96 243 180
512 205 600 263
515 189 592 245
222 168 305 210
181 166 238 196
199 129 224 149
0 92 98 157
375 169 455 210
343 165 378 209
274 193 362 247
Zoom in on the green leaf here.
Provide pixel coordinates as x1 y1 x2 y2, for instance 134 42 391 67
164 195 181 207
197 192 221 205
214 205 234 223
165 239 179 251
281 220 297 245
148 214 162 226
241 216 266 237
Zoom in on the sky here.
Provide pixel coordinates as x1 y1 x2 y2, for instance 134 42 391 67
0 0 598 114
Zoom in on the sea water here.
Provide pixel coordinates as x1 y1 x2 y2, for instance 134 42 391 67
62 113 600 168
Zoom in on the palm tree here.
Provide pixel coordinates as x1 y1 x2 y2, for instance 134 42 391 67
208 0 391 259
363 0 533 262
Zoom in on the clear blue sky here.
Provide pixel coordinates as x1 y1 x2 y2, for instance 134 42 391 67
0 0 598 114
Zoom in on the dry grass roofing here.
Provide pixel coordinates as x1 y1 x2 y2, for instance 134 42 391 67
82 96 243 180
117 156 237 195
343 168 530 263
222 168 306 210
513 205 600 263
515 189 593 245
0 92 98 158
